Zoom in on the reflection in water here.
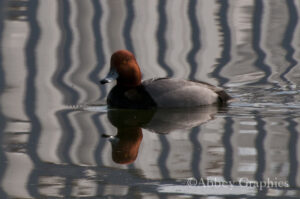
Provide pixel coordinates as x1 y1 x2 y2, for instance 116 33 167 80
106 128 143 165
105 107 218 164
1 0 300 198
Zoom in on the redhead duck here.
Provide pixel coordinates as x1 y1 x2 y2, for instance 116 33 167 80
100 50 232 109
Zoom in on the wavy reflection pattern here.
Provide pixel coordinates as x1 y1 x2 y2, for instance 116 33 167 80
0 0 300 198
0 0 6 198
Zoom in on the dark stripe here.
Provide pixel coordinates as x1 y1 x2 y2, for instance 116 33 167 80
55 110 74 164
252 0 271 85
124 0 135 53
62 177 73 197
25 0 42 197
90 0 107 99
254 111 267 195
190 127 201 179
280 0 298 83
287 117 298 187
0 0 8 197
187 0 201 81
222 117 234 181
156 0 173 76
211 0 231 86
158 135 170 179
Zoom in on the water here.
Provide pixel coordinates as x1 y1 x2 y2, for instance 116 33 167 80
1 0 300 198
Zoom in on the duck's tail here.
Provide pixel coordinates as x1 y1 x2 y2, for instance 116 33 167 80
217 90 235 105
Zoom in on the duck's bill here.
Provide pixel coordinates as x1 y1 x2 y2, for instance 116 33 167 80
100 69 118 84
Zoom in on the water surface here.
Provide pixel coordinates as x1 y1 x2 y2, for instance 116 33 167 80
1 0 300 198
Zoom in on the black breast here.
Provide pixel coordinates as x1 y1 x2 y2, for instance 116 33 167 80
107 85 157 109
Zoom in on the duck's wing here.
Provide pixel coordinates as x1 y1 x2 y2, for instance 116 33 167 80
191 80 232 104
142 78 229 107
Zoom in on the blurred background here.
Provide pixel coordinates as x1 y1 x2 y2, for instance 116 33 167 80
1 0 300 198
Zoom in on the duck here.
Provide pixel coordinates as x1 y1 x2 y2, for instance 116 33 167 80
100 50 232 109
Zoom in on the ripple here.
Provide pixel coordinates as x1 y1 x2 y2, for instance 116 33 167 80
82 105 108 112
157 184 256 196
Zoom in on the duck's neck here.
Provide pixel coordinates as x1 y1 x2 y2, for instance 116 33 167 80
117 67 142 87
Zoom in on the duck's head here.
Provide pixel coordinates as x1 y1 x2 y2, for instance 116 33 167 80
100 50 142 87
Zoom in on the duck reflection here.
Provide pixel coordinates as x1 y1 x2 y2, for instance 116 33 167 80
104 106 220 164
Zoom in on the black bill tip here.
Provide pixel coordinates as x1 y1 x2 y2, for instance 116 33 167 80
100 79 109 84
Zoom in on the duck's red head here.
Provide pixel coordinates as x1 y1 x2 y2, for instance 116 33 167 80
100 50 142 87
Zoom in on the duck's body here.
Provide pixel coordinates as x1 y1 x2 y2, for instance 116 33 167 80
107 77 230 109
101 50 232 109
